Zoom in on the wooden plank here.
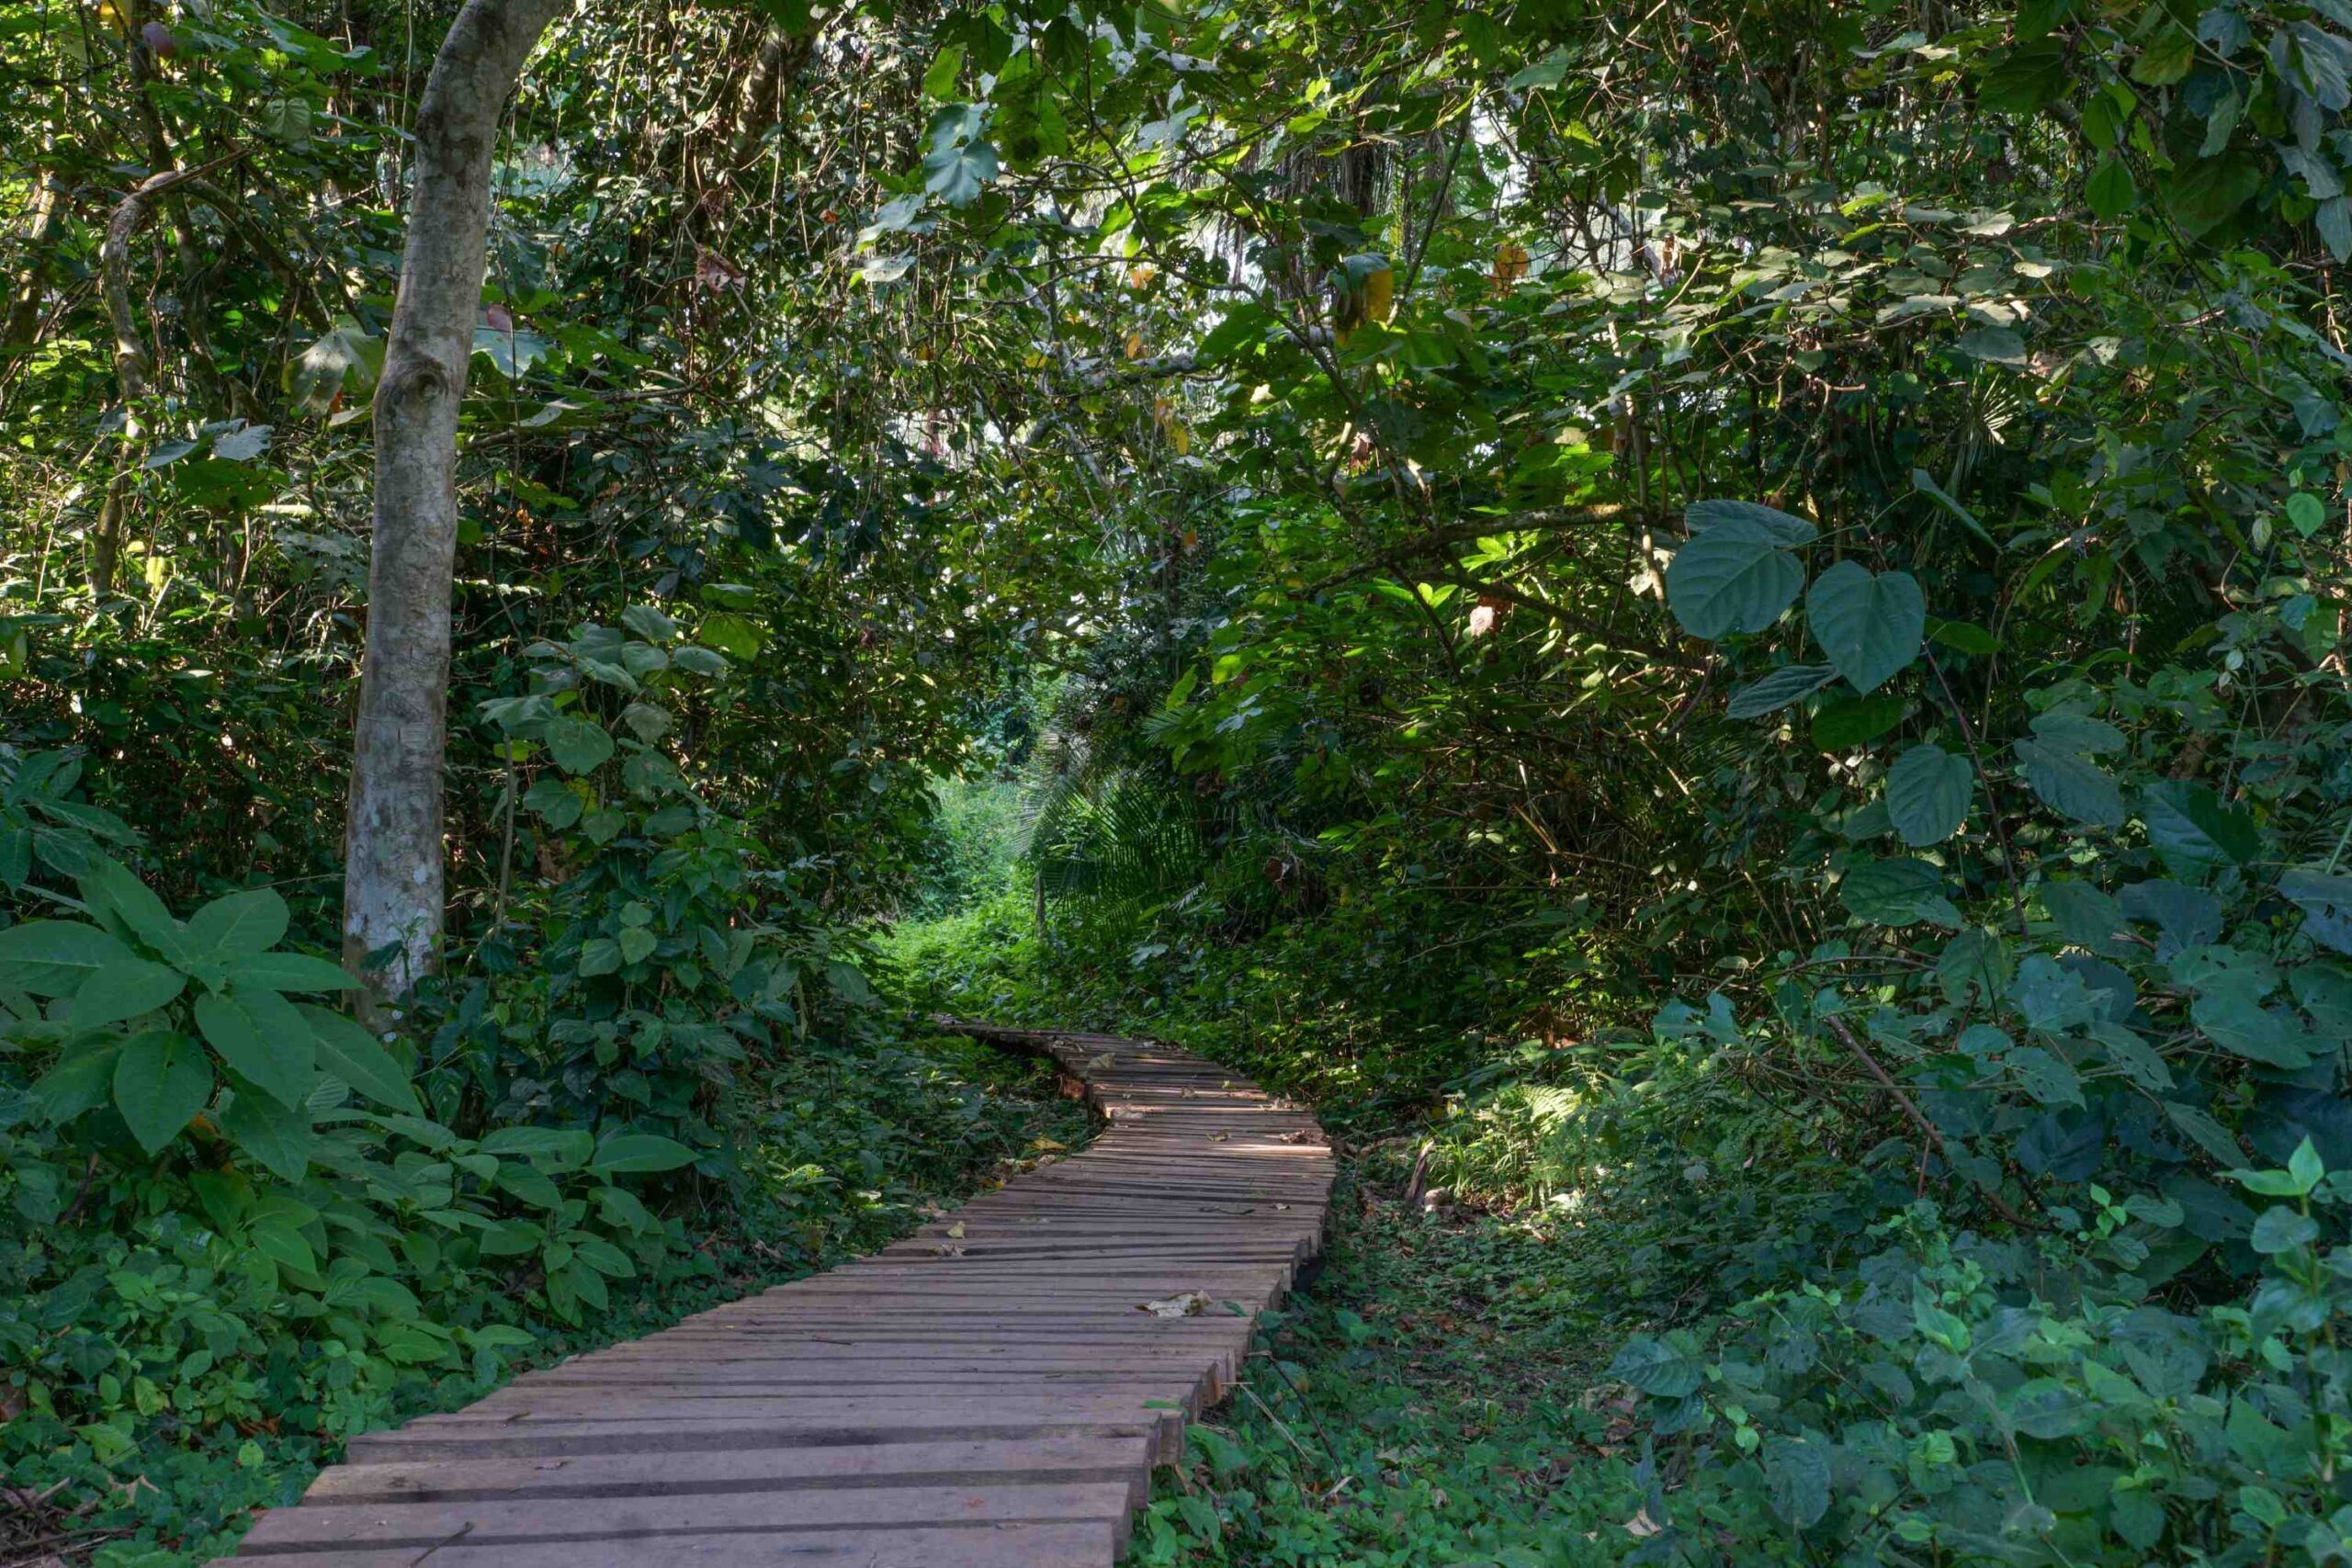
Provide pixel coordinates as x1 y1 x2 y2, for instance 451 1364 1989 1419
213 1520 1120 1567
237 1481 1136 1552
296 1436 1154 1506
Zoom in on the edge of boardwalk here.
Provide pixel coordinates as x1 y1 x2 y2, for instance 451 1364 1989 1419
211 1023 1334 1568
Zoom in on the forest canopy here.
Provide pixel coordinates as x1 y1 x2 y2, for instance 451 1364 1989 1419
4 0 2352 1562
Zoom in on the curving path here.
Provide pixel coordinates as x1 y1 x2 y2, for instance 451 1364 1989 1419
212 1022 1333 1566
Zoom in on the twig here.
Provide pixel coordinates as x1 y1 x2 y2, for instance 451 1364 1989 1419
1823 1014 2038 1231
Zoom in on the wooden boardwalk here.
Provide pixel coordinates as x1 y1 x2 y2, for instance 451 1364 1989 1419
214 1023 1333 1566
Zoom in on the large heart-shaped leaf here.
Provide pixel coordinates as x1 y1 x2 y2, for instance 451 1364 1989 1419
1665 517 1804 639
546 717 616 775
1884 743 1973 845
1806 561 1925 694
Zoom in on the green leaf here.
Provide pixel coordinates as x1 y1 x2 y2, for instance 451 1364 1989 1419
194 989 316 1110
186 889 290 958
1727 664 1839 719
33 1040 121 1123
546 717 616 775
1805 561 1926 694
71 958 186 1030
1665 516 1804 638
617 926 658 964
1764 1438 1832 1529
226 952 358 992
2131 26 2195 85
2193 993 2315 1069
577 938 623 978
1884 744 1972 846
300 1005 419 1113
1506 48 1571 91
1607 1332 1705 1398
1840 858 1962 929
525 778 583 829
2169 1102 2245 1166
219 1073 314 1181
2041 881 2129 956
1684 500 1817 546
114 1031 214 1153
2089 1021 2173 1090
2280 869 2352 955
592 1132 698 1175
2142 781 2259 868
2013 740 2124 827
696 613 764 660
0 920 135 997
1811 694 1905 750
2249 1206 2318 1255
1956 327 2027 366
2086 156 2138 219
922 41 965 99
2292 1136 2326 1191
2165 152 2263 237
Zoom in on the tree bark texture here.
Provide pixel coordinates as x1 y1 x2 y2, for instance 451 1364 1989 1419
344 0 567 1004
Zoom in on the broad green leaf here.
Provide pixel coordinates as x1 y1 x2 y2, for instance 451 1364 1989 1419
619 604 679 644
696 612 764 660
922 41 965 98
0 920 135 997
525 778 583 829
2249 1206 2318 1255
300 1004 419 1113
33 1040 120 1123
1684 500 1816 546
220 1073 314 1181
2142 781 2259 868
1765 1438 1831 1529
1608 1332 1705 1397
1811 694 1905 750
2089 1021 2172 1090
592 1132 698 1175
114 1031 214 1152
1805 561 1925 694
2013 740 2124 827
577 938 623 977
2192 993 2316 1069
1727 664 1839 719
226 952 359 992
1884 744 1972 845
1840 858 1962 929
195 989 316 1109
2279 869 2352 956
1665 516 1804 639
186 889 289 957
546 717 615 775
71 958 186 1030
2041 881 2129 956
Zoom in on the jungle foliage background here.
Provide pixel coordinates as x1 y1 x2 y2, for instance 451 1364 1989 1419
6 0 2352 1562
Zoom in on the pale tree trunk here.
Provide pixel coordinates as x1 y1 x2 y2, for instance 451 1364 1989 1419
345 0 567 1007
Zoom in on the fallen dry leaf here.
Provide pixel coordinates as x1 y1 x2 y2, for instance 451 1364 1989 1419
1138 1292 1212 1318
945 1221 966 1238
1624 1507 1662 1539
